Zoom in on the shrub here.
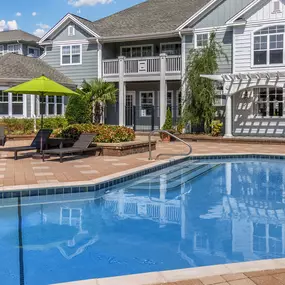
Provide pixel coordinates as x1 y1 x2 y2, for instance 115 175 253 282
65 94 92 124
0 116 68 135
162 108 173 130
210 120 223 136
57 124 135 143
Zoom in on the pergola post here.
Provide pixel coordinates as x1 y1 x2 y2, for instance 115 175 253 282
224 94 233 138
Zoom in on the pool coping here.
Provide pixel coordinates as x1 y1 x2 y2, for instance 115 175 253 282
1 152 285 198
53 258 285 285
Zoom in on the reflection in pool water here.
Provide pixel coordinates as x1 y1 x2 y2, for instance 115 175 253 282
0 160 284 285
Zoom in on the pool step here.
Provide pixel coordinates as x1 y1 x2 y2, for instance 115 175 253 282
127 163 220 191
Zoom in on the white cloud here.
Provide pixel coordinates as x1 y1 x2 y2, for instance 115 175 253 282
68 0 112 7
77 9 81 14
33 28 46 37
32 12 37 16
16 12 22 17
36 23 50 29
0 20 18 32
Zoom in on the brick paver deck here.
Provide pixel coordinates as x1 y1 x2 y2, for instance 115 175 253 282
157 268 285 285
0 137 285 187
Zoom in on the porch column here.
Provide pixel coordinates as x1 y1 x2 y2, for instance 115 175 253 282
224 95 233 138
31 95 35 118
118 56 125 126
160 53 167 128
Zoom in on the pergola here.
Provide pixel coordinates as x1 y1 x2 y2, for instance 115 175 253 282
200 72 285 137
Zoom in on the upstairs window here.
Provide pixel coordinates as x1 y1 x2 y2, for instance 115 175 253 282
7 44 20 54
68 25 75 36
61 45 81 65
28 47 40 58
195 33 209 48
254 25 284 65
273 1 281 13
121 45 153 58
161 43 181 55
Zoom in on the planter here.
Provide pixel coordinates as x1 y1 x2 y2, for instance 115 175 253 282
160 133 171 143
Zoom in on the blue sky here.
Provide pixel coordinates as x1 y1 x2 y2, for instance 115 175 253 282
0 0 145 37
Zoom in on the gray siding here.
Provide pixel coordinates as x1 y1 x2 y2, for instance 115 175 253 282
103 37 181 60
42 43 98 86
184 30 232 74
50 21 92 41
190 0 253 28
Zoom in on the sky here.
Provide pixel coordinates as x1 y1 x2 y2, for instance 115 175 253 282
0 0 145 38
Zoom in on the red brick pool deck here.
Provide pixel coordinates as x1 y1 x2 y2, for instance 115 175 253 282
0 137 285 188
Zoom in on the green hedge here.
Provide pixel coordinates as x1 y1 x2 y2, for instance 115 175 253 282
56 124 135 143
0 117 68 135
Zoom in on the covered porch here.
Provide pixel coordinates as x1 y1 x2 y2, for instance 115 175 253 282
202 72 285 138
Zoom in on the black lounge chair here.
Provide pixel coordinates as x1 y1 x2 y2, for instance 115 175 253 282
43 133 102 163
0 129 53 160
0 125 6 146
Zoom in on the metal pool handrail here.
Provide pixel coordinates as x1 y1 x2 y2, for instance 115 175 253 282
148 130 192 160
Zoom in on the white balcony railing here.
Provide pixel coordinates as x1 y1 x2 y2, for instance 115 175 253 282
102 55 181 77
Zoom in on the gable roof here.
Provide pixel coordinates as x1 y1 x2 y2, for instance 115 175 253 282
92 0 212 37
0 53 74 87
226 0 258 25
0 30 40 43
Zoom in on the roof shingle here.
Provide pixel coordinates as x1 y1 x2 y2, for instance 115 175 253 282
91 0 212 37
0 30 40 43
0 53 74 86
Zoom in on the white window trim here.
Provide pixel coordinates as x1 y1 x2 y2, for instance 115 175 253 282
60 44 82 66
176 90 182 117
68 25 76 37
160 42 181 55
120 44 154 58
194 32 210 49
7 43 22 55
251 25 285 68
139 91 154 117
0 45 4 56
28 46 40 57
157 90 174 117
253 87 285 118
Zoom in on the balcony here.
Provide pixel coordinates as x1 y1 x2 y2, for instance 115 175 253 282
103 55 182 82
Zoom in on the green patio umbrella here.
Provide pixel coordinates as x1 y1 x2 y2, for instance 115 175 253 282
5 75 78 129
5 75 79 156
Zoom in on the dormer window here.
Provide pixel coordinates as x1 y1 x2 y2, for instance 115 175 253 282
273 1 281 13
68 25 75 37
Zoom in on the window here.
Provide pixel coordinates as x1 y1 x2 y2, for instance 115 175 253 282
273 1 281 13
167 91 173 111
254 87 284 117
196 33 208 48
37 95 64 116
7 44 20 54
68 25 75 36
28 47 40 58
254 25 284 65
253 223 266 253
61 45 81 65
121 45 153 58
140 91 154 116
0 45 4 56
161 43 181 55
12 94 23 115
177 91 182 117
0 92 8 115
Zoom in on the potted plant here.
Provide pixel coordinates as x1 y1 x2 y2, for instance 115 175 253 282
161 108 174 142
210 120 223 136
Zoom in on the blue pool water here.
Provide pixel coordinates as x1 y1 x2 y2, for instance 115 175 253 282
1 159 285 285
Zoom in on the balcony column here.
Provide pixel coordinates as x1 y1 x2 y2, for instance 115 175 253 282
224 94 233 138
118 56 125 126
160 53 167 128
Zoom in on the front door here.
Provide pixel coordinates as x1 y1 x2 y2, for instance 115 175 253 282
125 91 135 127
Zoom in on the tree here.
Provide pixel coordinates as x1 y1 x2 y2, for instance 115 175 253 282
80 79 117 123
183 31 227 133
65 93 92 124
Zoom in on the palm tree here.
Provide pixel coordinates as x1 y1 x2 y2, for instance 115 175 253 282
79 79 117 123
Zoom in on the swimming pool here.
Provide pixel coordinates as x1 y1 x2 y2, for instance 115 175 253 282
1 158 285 285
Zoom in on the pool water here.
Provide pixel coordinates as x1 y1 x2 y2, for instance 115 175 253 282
1 159 285 285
